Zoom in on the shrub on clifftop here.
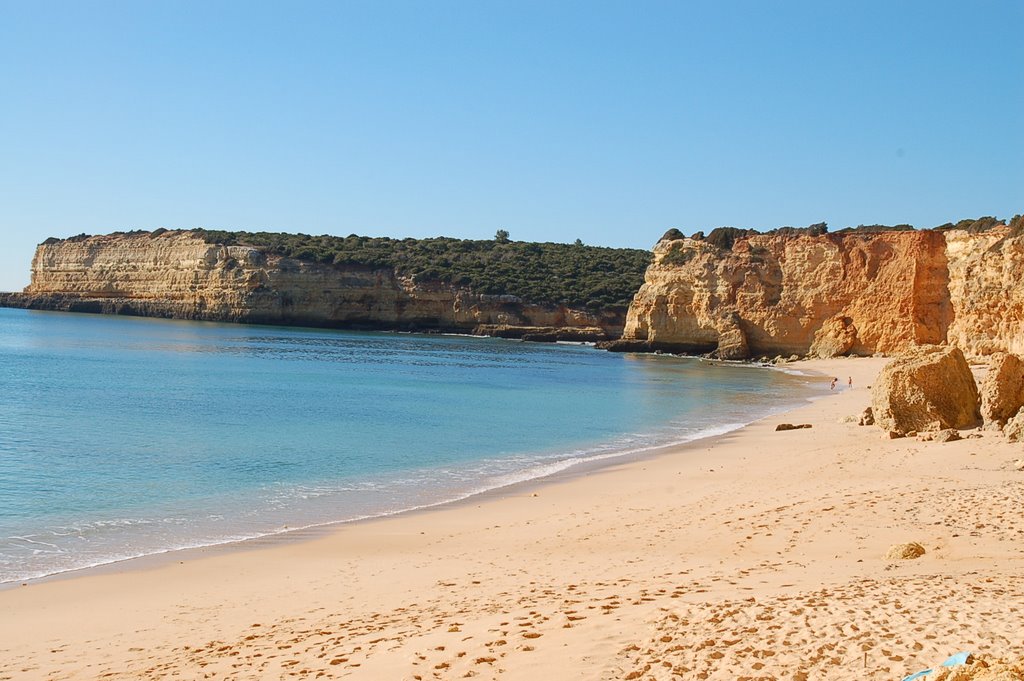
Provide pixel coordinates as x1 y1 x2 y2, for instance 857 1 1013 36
191 229 651 310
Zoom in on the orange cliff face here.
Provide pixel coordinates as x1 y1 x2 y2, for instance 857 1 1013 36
617 227 1023 359
945 226 1024 357
9 231 623 337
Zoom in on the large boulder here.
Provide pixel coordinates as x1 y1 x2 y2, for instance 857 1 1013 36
1006 408 1024 443
871 345 981 435
979 353 1024 428
809 315 857 358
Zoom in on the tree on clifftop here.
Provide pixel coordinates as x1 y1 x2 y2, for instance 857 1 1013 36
495 229 510 243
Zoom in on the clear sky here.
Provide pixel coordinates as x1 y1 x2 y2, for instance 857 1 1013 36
1 1 1021 291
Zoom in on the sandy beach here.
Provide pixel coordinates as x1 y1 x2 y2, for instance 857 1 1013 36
2 356 1022 680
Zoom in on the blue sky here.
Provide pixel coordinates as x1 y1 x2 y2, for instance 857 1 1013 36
1 0 1021 291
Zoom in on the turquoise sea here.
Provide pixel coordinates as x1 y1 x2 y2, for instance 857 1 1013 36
0 307 823 583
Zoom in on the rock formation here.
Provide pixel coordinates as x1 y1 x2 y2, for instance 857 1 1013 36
979 353 1024 429
1 232 624 338
615 229 952 358
870 346 981 435
809 315 858 358
918 429 962 443
471 324 607 342
945 226 1024 356
884 542 926 560
1004 409 1024 443
613 223 1023 359
6 220 1022 356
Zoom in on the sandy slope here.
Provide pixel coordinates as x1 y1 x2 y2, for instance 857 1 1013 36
1 357 1021 680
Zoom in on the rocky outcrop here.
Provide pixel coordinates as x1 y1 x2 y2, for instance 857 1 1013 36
619 230 952 358
809 315 858 358
918 428 963 443
472 324 608 342
945 226 1024 356
3 232 624 336
979 353 1024 429
1005 409 1024 443
9 221 1023 356
884 542 926 560
870 345 981 435
618 225 1023 359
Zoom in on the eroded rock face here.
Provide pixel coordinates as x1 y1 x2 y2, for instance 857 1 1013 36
715 313 749 360
871 345 981 435
945 227 1024 357
1005 409 1024 443
621 230 952 359
619 227 1024 359
809 315 858 359
979 353 1024 429
10 232 624 335
12 224 1024 357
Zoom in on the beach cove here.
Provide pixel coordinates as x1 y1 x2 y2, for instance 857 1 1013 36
0 308 821 585
2 356 1021 680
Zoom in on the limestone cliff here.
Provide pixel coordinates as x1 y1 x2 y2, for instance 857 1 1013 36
944 226 1024 356
3 232 624 337
7 224 1021 356
614 226 1023 359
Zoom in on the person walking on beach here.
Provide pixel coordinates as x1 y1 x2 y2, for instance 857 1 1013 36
830 377 837 390
848 376 853 388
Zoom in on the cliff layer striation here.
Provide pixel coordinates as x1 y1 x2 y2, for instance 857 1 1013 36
944 226 1024 356
3 232 628 337
613 222 1023 359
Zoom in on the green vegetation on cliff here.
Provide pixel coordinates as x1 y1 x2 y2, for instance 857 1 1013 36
659 216 1022 253
191 230 651 310
933 216 1006 233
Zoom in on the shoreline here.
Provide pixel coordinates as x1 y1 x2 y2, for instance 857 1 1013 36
0 295 620 342
3 359 827 590
3 356 1021 680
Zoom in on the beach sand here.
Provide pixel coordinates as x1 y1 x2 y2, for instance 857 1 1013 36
2 357 1022 680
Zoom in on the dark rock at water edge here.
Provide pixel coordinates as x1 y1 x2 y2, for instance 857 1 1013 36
474 324 608 343
596 338 719 355
775 423 813 431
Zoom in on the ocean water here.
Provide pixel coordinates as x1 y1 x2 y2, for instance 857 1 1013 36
0 307 823 583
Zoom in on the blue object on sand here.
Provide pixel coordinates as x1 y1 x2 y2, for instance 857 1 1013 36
942 652 972 667
901 651 972 680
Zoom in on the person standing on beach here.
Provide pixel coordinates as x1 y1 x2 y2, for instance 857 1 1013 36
848 376 853 388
